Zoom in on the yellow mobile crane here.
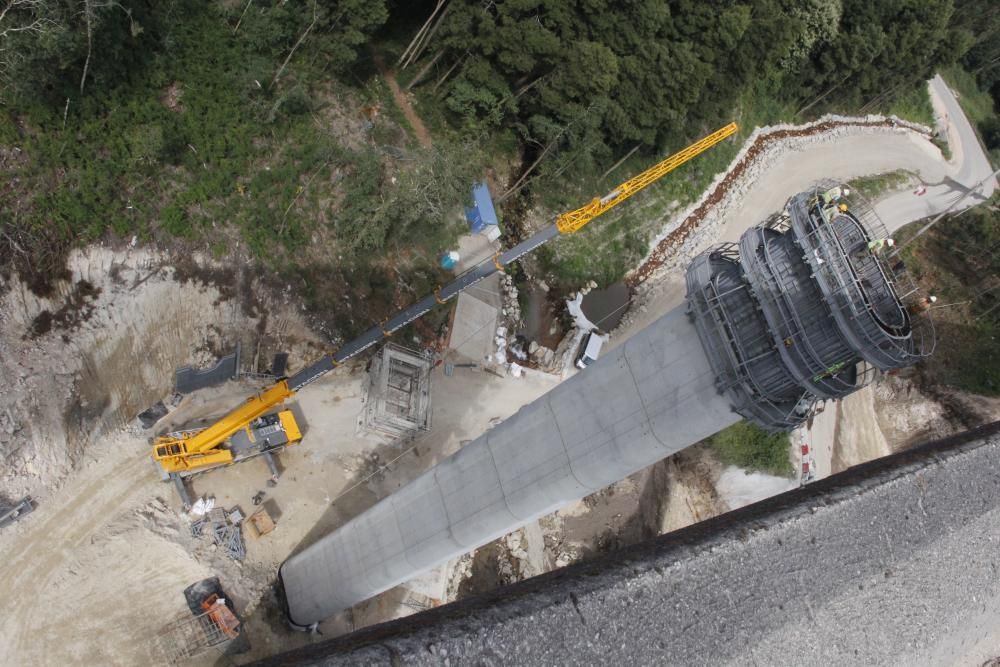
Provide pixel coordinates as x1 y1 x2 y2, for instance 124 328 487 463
152 123 738 506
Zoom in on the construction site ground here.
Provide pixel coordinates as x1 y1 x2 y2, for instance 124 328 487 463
1 79 998 665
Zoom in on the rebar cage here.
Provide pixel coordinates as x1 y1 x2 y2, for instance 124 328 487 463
685 181 935 431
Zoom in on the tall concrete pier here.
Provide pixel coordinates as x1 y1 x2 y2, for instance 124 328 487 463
280 184 932 626
280 306 739 626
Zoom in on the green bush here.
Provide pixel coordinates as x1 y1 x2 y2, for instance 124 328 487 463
708 421 793 477
900 197 1000 397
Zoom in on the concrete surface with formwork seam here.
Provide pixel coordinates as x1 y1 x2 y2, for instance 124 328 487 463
260 420 1000 667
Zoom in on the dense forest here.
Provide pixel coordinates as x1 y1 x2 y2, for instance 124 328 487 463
0 0 998 334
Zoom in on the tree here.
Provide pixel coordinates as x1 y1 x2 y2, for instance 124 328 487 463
1 0 177 105
236 0 389 80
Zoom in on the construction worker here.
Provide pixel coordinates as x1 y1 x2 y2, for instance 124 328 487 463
820 185 850 208
867 237 894 255
851 236 893 263
819 187 850 221
909 295 937 315
812 360 847 383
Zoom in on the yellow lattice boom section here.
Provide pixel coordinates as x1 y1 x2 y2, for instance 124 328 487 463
555 122 738 234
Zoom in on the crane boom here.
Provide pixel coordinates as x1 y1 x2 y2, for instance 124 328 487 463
153 381 294 472
151 123 738 500
555 122 738 234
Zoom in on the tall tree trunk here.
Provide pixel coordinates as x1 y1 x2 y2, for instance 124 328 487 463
432 51 468 92
796 74 851 117
397 0 446 68
233 0 254 35
405 2 451 70
79 0 93 94
600 144 642 180
499 137 562 203
405 50 443 91
271 0 319 88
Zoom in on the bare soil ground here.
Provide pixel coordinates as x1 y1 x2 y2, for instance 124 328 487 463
0 245 565 663
446 445 731 604
376 58 433 149
804 370 1000 478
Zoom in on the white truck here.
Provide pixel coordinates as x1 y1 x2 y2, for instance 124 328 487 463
575 332 607 369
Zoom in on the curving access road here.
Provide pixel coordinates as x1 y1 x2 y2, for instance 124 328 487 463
874 74 997 230
623 74 997 348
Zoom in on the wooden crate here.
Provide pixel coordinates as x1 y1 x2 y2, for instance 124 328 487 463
246 508 275 538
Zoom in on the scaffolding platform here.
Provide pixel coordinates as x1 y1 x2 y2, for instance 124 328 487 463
360 344 432 439
686 181 934 431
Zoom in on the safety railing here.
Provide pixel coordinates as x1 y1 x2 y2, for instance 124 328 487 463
788 183 935 369
686 245 815 430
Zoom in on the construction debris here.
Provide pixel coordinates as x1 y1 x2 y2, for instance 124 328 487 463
246 507 275 538
0 496 33 529
174 344 241 394
190 507 246 561
153 577 245 664
189 496 215 517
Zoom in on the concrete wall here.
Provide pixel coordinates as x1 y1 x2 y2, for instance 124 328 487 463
279 306 739 626
262 422 1000 667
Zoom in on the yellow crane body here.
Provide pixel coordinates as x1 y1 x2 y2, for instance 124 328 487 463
555 122 738 234
153 381 298 475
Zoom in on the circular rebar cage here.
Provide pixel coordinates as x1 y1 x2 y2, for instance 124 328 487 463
685 181 935 431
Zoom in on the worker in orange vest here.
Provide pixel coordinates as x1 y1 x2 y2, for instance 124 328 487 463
909 295 937 314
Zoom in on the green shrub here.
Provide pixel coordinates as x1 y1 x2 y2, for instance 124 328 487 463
708 421 793 477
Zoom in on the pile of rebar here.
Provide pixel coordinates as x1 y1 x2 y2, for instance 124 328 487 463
190 508 245 561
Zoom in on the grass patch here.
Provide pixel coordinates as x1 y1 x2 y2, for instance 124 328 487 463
529 79 807 289
533 123 746 289
846 170 916 201
941 65 997 127
707 421 793 477
882 82 936 127
897 196 1000 396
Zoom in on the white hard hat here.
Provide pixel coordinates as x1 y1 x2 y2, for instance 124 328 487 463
929 295 938 303
842 187 851 196
886 238 895 247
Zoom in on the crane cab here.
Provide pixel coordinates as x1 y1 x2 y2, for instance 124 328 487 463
230 411 303 458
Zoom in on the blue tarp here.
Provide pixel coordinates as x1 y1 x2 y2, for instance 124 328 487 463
465 182 498 233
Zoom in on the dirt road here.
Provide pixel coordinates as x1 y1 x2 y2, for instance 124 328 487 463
0 240 564 663
0 447 182 665
376 57 433 149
